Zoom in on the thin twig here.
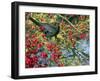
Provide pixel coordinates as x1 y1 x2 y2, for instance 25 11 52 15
57 14 75 27
57 14 82 33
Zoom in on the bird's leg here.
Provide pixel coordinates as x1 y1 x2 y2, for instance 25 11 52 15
55 35 57 40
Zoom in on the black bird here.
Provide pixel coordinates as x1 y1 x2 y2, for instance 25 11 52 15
29 17 60 38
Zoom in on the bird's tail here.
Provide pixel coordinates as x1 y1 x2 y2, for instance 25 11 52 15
29 16 42 26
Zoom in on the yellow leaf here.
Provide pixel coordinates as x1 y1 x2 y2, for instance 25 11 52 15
57 34 64 40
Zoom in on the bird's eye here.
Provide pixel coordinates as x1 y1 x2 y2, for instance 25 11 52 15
45 31 49 34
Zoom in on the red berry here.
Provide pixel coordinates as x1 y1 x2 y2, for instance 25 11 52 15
26 40 31 48
31 43 35 47
32 34 36 38
80 33 86 39
26 57 31 65
33 38 38 43
42 34 46 37
37 43 43 48
32 56 38 63
40 26 45 31
51 53 59 62
68 31 73 36
31 49 38 54
26 51 30 55
32 26 35 29
41 52 48 58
